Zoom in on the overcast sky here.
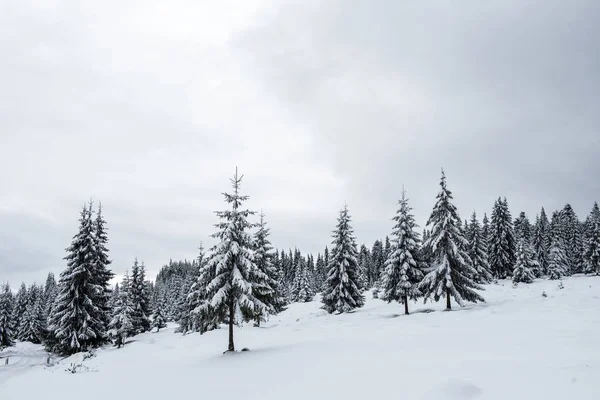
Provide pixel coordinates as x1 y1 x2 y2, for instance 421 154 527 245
1 0 598 287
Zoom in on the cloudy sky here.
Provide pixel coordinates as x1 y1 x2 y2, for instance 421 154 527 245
1 0 598 287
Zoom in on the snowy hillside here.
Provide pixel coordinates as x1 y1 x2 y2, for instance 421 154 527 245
2 276 599 400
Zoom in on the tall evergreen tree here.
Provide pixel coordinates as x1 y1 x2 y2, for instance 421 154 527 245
151 294 167 332
512 243 537 284
17 285 46 344
91 203 114 331
370 240 385 298
584 219 600 275
292 258 314 303
322 205 365 314
130 259 151 333
489 197 517 279
533 208 550 276
561 204 582 273
0 283 15 349
514 212 532 244
48 204 108 354
420 170 484 310
43 273 59 322
548 237 569 280
108 272 134 348
12 283 27 334
252 211 285 324
380 190 423 315
467 211 493 283
196 169 267 352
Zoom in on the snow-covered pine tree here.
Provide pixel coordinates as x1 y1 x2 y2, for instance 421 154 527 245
91 203 114 332
189 248 220 335
584 219 600 275
514 212 532 244
196 168 267 352
548 237 569 280
108 272 134 348
17 285 46 344
533 208 550 276
321 205 365 314
151 294 167 332
314 253 326 292
419 170 484 310
178 245 205 333
48 204 107 354
380 189 423 314
489 197 517 279
130 259 151 333
42 273 58 323
467 211 493 283
252 212 285 325
370 240 384 295
292 258 313 303
12 283 27 335
560 204 581 273
0 283 15 349
512 242 537 284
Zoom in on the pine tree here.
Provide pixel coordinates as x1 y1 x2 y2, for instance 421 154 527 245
489 197 517 279
12 283 27 335
380 190 423 314
371 239 384 298
196 168 266 352
0 283 15 349
321 205 365 314
151 295 167 332
292 258 314 303
467 211 493 283
48 204 108 354
533 208 550 276
17 285 46 344
91 203 114 332
512 243 537 284
130 259 151 333
514 212 532 244
252 212 285 324
548 237 569 280
560 204 581 273
314 253 326 292
584 220 600 275
42 273 58 322
419 170 484 310
481 213 490 251
108 272 134 348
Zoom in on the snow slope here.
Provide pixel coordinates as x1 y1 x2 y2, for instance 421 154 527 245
1 276 599 399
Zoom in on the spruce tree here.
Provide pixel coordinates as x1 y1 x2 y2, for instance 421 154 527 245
533 208 550 276
514 212 532 244
17 285 46 344
371 240 384 298
560 204 581 273
512 243 537 284
48 204 108 354
196 168 267 352
548 237 569 280
252 212 285 324
584 220 600 275
420 170 484 310
91 203 114 331
130 259 151 333
12 283 27 335
292 258 314 303
108 272 134 348
321 205 365 314
151 295 167 332
43 273 58 322
489 197 517 279
0 283 15 349
380 190 423 314
467 211 493 283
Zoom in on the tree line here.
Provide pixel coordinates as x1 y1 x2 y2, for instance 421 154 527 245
1 169 599 352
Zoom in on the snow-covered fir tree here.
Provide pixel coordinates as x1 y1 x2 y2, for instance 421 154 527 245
514 212 532 244
178 245 205 333
548 237 569 280
467 211 493 283
370 239 385 296
108 272 134 348
42 272 58 322
91 203 114 332
584 219 600 275
512 242 537 284
419 170 484 310
151 294 167 332
12 283 27 335
0 283 14 349
533 208 550 276
489 197 517 279
292 257 314 303
560 204 581 273
321 205 365 314
48 204 110 354
130 259 151 333
314 253 327 293
195 168 267 352
380 190 423 315
17 285 46 344
252 211 285 324
481 213 490 253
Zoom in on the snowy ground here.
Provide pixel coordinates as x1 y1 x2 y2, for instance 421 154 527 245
1 276 599 399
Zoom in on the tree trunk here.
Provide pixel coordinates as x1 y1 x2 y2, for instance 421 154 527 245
228 301 235 352
403 295 409 315
446 291 452 311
